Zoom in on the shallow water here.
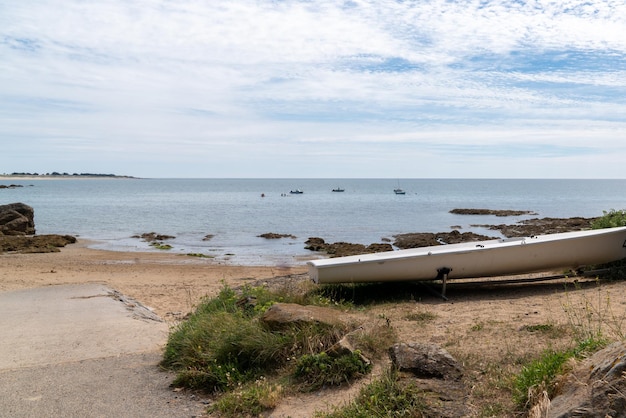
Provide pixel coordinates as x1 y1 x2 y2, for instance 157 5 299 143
2 178 625 265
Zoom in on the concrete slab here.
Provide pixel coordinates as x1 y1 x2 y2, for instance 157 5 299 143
0 284 207 417
0 284 168 369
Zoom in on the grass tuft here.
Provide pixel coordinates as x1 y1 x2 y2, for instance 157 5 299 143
316 367 426 417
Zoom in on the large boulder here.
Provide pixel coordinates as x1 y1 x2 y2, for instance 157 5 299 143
547 341 626 418
0 203 35 235
260 302 346 331
389 342 463 380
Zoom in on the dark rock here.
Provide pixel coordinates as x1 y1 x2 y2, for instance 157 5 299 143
260 302 346 331
0 203 35 235
547 341 626 418
304 237 327 251
0 184 24 189
450 208 537 216
485 217 595 238
304 237 393 257
258 233 296 239
0 234 76 253
393 230 495 249
365 243 393 253
133 232 175 241
389 342 463 380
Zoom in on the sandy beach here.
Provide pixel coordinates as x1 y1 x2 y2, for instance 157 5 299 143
0 240 307 322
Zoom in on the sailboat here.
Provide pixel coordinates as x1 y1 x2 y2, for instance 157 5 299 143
393 180 406 195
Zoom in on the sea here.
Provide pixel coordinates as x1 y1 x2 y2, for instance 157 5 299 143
2 178 625 266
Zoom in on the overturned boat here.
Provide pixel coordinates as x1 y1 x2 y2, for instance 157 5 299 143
307 227 626 284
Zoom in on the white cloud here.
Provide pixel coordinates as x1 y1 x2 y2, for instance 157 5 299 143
1 0 626 178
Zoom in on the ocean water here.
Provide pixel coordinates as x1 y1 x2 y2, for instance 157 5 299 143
2 178 625 266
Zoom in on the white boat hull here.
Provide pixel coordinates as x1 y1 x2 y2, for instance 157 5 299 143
307 227 626 284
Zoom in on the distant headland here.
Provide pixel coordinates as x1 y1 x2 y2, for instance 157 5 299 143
0 172 137 179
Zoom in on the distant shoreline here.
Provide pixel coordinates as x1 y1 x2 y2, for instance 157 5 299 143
0 174 138 180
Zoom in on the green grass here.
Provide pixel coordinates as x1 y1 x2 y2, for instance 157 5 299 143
294 351 371 391
209 377 284 417
512 336 608 408
161 285 350 392
316 368 426 417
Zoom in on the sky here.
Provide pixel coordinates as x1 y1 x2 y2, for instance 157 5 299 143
1 0 626 179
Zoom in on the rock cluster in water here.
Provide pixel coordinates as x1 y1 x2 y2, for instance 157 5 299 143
0 202 76 253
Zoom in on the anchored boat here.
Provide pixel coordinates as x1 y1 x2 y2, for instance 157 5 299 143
307 227 626 284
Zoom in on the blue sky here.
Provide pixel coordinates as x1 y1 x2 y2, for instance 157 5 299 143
1 0 625 178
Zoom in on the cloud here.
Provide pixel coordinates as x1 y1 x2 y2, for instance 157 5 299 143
1 1 626 177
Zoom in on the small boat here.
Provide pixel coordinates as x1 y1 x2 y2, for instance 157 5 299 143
290 189 304 194
394 188 406 195
307 227 626 284
332 188 345 192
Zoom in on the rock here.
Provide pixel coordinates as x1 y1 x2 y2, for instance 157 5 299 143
257 233 296 239
485 217 595 238
389 342 469 417
0 234 76 253
393 230 495 249
304 237 326 251
327 323 379 365
450 208 537 216
304 237 393 257
133 232 175 241
0 203 35 235
260 302 346 331
389 342 463 380
547 341 626 418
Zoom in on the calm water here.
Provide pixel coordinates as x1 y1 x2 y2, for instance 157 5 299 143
2 178 625 265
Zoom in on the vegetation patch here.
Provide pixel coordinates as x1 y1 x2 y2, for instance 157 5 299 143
592 209 626 229
404 310 437 322
513 336 608 408
185 253 213 258
294 351 371 391
161 284 379 416
150 241 173 250
317 368 426 417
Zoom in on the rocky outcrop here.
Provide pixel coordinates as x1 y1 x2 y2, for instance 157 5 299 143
304 237 393 257
0 234 76 253
0 203 35 235
487 217 595 238
547 341 626 418
393 230 495 249
133 232 175 241
450 208 537 216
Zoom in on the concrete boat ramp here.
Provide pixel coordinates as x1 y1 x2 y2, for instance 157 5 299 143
0 284 206 417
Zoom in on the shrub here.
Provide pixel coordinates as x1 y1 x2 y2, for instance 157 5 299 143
592 209 626 229
294 351 371 391
162 285 349 392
